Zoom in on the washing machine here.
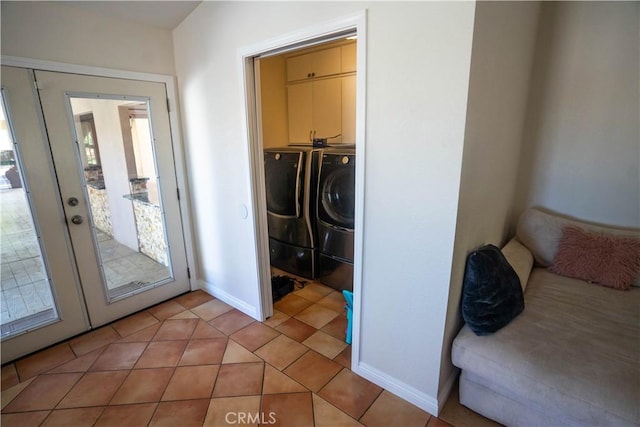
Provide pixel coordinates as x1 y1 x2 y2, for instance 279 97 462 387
264 146 319 279
316 147 355 291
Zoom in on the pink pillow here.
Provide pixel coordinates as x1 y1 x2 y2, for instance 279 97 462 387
550 226 640 290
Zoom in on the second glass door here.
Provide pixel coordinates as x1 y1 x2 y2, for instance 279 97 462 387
34 70 190 328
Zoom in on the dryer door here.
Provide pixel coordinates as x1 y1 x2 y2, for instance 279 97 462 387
318 153 355 230
264 151 303 218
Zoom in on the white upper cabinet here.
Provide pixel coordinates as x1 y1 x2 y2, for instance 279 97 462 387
287 47 341 82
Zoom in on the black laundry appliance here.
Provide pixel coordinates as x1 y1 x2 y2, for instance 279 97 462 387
316 147 356 291
264 146 319 279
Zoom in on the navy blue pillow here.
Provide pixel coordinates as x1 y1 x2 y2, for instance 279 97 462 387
462 244 524 336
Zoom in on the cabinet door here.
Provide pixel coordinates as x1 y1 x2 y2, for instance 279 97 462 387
287 82 313 143
341 43 357 73
286 54 312 82
313 78 342 141
341 75 357 144
311 47 341 78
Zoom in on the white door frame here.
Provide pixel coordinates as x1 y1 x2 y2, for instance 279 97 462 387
238 10 367 371
0 55 198 293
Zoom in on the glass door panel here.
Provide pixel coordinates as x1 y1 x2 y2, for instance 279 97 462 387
68 97 172 302
35 70 189 328
0 91 58 336
1 66 89 363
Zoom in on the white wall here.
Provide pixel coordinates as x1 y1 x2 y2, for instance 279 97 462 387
0 1 176 75
173 1 475 414
441 0 541 391
516 1 640 228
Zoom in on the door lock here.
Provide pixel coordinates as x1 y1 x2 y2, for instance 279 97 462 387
67 197 79 206
70 215 84 225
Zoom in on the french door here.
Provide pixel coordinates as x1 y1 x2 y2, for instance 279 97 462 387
1 66 189 362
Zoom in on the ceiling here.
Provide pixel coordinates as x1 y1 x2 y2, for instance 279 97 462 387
63 1 202 30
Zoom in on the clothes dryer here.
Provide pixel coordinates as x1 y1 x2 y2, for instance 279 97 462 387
316 147 355 291
264 146 319 279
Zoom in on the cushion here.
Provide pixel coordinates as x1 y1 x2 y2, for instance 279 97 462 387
461 244 525 336
550 226 640 290
501 238 534 292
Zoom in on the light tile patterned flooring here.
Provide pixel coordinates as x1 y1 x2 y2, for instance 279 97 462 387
0 281 498 427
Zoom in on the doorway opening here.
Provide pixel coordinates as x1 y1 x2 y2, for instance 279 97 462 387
241 12 366 368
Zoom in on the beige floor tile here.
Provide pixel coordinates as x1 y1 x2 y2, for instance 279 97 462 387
191 320 227 339
208 309 255 335
3 373 82 412
48 347 105 374
169 310 199 320
1 377 35 410
334 345 352 369
15 342 76 380
303 330 348 359
263 310 290 328
149 399 210 427
230 323 280 352
221 339 263 364
275 317 317 342
438 382 500 427
94 403 157 427
41 407 104 427
1 364 19 391
57 371 128 408
274 294 314 316
134 340 188 369
284 350 342 392
110 368 173 405
89 342 147 371
360 390 430 427
147 300 186 321
254 334 309 370
294 282 334 302
161 365 219 401
117 323 161 343
295 304 340 329
1 410 50 427
203 395 261 427
321 313 348 340
318 369 383 419
211 362 264 397
317 291 348 313
191 299 233 321
312 393 363 427
173 290 215 310
261 392 314 426
179 338 227 366
262 364 307 394
69 326 120 357
152 318 199 341
111 311 159 338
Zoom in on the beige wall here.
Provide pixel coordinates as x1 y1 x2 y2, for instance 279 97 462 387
442 0 541 391
1 1 176 75
515 1 640 228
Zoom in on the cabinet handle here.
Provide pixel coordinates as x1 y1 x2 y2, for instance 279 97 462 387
309 130 313 142
311 72 315 77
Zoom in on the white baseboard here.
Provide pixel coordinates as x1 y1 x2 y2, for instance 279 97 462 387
354 361 440 416
197 279 259 320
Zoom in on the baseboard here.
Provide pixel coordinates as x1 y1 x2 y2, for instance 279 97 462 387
354 361 439 416
197 279 259 320
437 368 459 414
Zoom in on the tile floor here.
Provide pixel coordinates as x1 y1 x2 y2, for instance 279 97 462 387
0 282 498 426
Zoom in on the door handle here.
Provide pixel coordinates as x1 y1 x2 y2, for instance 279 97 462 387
70 215 84 225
